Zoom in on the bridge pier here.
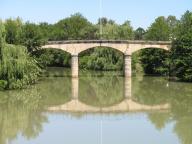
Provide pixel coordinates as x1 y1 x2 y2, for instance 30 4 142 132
71 55 79 78
72 77 79 99
124 77 132 99
124 55 132 77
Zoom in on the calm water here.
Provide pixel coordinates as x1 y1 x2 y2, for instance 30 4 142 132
0 67 192 144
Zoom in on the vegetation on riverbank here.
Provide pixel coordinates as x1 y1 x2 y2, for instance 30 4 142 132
0 10 192 90
0 22 41 90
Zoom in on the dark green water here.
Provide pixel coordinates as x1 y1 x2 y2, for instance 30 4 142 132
0 67 192 144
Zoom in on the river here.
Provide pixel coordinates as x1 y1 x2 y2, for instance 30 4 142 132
0 67 192 144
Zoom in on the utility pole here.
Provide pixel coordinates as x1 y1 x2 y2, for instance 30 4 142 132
99 0 103 40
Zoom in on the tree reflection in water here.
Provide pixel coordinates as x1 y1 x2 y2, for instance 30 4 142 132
79 75 124 107
0 69 192 144
0 87 47 144
133 76 192 144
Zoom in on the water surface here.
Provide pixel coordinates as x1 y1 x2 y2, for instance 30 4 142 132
0 67 192 144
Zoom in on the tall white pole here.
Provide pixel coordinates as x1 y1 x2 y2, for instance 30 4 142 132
99 0 103 39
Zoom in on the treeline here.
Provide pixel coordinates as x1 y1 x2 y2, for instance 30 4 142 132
2 13 135 71
0 11 192 90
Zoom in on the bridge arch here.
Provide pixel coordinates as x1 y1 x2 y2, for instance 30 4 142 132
131 47 170 76
37 47 72 70
131 46 170 55
78 46 124 75
77 44 127 54
41 44 74 55
130 44 170 54
78 45 125 55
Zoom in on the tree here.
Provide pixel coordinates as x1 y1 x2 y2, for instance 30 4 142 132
166 16 179 40
98 17 108 26
20 22 44 53
79 47 123 71
0 21 5 51
0 21 7 89
38 22 53 41
4 18 23 44
0 21 41 90
55 13 97 40
98 19 134 40
144 16 170 41
171 11 192 81
78 18 133 71
118 21 134 40
0 44 41 89
34 49 71 68
140 49 169 75
140 16 172 75
134 27 145 40
101 23 119 39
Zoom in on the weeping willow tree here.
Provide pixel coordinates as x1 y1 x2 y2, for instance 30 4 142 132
0 21 41 90
0 21 5 61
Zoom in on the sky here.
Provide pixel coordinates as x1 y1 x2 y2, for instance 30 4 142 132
1 0 192 29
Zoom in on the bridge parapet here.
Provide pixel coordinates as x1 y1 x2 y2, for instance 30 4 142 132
45 40 171 45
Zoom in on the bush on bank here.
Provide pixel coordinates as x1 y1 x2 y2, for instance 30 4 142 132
0 44 41 90
0 22 41 90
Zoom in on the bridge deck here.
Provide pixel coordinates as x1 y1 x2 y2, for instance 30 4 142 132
46 40 171 45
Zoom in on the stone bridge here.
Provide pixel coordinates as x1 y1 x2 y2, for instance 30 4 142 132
42 40 171 77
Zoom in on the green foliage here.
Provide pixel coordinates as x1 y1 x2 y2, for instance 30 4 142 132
20 22 45 52
140 49 169 75
0 20 40 89
119 21 134 39
0 20 5 50
132 52 144 75
4 18 23 44
4 18 45 53
101 23 119 39
167 16 179 40
139 16 178 75
98 18 134 40
0 21 5 79
171 11 192 81
34 49 71 68
0 80 7 90
77 18 133 71
144 16 170 41
54 13 97 40
134 27 145 40
0 43 41 89
79 47 123 71
38 22 54 40
2 11 192 82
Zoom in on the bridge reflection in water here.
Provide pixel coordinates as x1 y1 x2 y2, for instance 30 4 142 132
47 77 170 112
